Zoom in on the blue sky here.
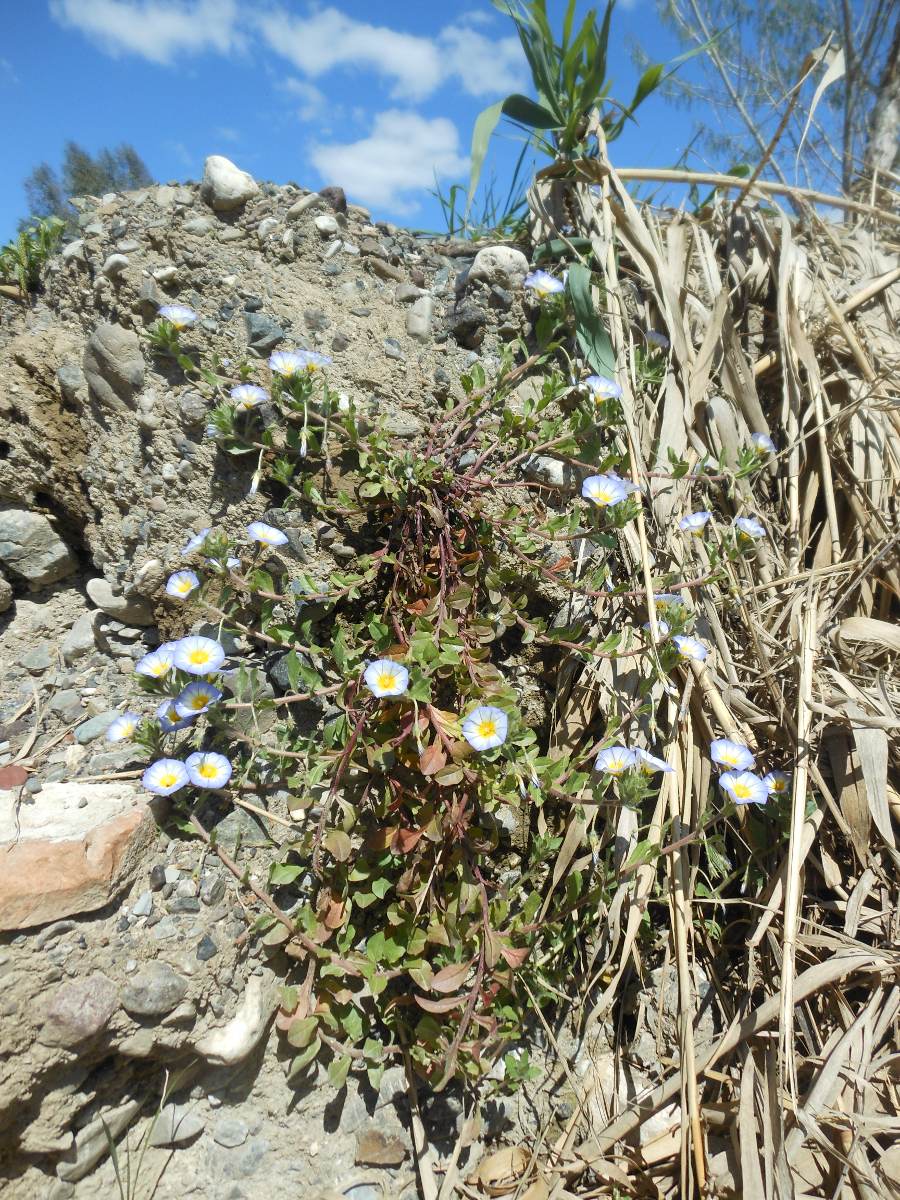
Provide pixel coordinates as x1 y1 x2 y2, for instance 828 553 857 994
1 1 700 241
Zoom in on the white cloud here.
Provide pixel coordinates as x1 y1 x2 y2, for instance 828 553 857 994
256 6 526 101
215 126 241 143
310 110 468 213
48 0 242 65
257 7 441 101
280 77 327 121
438 25 524 98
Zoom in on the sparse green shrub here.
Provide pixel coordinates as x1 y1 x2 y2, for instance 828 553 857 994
0 216 64 297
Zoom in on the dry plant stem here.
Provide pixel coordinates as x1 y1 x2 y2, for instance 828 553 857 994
606 166 900 228
779 593 818 1109
402 1047 439 1200
753 263 900 377
666 717 706 1193
570 951 899 1172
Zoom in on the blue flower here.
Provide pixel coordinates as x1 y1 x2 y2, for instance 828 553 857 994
595 746 638 775
363 659 409 698
710 738 755 770
174 681 223 718
461 705 509 751
142 758 190 795
636 748 674 774
583 375 622 401
156 699 196 733
645 330 670 350
269 349 331 376
231 384 269 411
185 751 232 789
643 619 671 637
734 516 765 539
247 521 288 546
165 570 200 600
172 636 226 675
763 770 791 796
673 635 708 662
719 770 768 806
751 432 776 455
135 645 175 679
582 474 630 507
106 712 141 742
158 305 197 329
678 511 712 534
183 528 212 555
523 270 564 298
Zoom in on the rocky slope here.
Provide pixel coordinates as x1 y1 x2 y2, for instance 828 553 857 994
0 156 544 1199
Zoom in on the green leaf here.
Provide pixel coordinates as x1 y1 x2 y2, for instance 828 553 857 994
566 262 616 379
500 93 559 129
327 1054 352 1089
466 99 504 223
287 1016 320 1049
288 1036 321 1074
269 862 305 886
359 481 381 498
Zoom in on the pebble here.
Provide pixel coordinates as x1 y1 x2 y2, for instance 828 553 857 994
213 1116 249 1148
101 254 129 278
86 577 153 625
149 864 166 891
406 295 434 341
314 213 339 237
74 710 120 744
167 896 201 914
199 873 225 905
131 891 153 917
20 643 54 673
120 961 189 1017
383 338 403 360
196 934 218 961
148 1103 204 1148
244 312 285 354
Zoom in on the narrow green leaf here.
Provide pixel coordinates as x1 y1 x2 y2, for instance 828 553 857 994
566 262 616 379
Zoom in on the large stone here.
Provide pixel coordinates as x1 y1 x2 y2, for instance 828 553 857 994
56 1100 140 1183
86 577 154 625
0 509 77 588
147 1103 204 1147
469 246 530 289
120 961 189 1018
244 312 285 354
39 973 119 1049
0 573 12 612
200 155 259 212
0 783 155 930
82 322 144 411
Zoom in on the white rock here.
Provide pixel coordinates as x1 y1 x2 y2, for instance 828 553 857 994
86 577 154 625
200 155 259 212
101 253 128 278
286 193 325 219
315 213 339 238
469 245 530 289
193 973 277 1065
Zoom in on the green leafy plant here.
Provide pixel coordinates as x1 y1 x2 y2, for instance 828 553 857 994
467 0 676 216
0 216 64 297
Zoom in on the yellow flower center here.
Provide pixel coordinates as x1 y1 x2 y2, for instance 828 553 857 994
198 761 219 780
476 718 497 740
159 771 178 788
190 693 209 710
377 671 398 692
151 662 168 676
189 649 210 666
732 781 752 800
771 778 786 793
177 580 192 593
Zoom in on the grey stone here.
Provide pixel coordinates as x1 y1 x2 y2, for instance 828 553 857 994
395 282 424 303
286 193 324 219
406 295 434 340
212 806 270 851
49 689 80 716
166 896 200 914
446 301 486 349
258 217 280 240
522 455 581 489
199 872 225 905
39 972 119 1048
319 185 347 213
101 254 129 278
469 245 530 289
369 258 404 282
149 864 166 891
86 577 154 625
0 509 77 588
178 391 208 426
213 1116 248 1148
74 710 120 744
20 643 54 673
383 338 403 360
244 312 285 354
83 322 145 411
57 1100 140 1182
57 364 86 403
0 574 11 613
139 275 162 315
183 216 214 235
61 614 98 663
61 239 86 262
131 891 153 917
196 934 218 961
147 1103 204 1148
200 155 259 212
120 961 189 1017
